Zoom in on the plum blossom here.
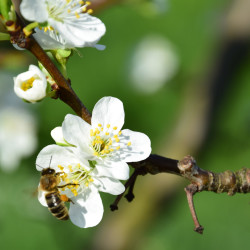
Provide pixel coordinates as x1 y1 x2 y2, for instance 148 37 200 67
20 0 106 50
36 145 125 228
13 65 48 103
51 96 152 181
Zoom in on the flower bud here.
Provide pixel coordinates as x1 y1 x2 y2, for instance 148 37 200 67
13 65 48 103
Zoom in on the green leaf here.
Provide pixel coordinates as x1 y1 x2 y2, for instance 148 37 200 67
0 0 12 20
0 32 10 40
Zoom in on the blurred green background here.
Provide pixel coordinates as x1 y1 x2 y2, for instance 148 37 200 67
1 0 250 249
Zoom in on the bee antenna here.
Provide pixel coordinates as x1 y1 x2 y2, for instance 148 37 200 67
49 156 53 168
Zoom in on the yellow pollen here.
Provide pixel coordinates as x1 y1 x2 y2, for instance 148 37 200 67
107 124 110 128
79 0 84 4
86 1 91 5
77 163 81 169
90 129 94 136
73 180 79 184
81 6 87 12
87 9 93 14
98 123 102 127
67 9 71 13
75 11 80 18
113 134 118 138
58 165 64 170
68 165 73 172
88 178 94 182
105 132 109 136
44 27 48 32
127 142 131 146
115 138 120 143
113 126 117 130
94 152 99 156
104 150 110 154
49 26 54 31
119 131 122 135
71 189 78 196
66 0 71 3
101 128 103 131
85 182 89 187
65 178 70 183
110 148 114 152
96 136 101 140
116 146 120 150
21 77 35 91
105 145 109 149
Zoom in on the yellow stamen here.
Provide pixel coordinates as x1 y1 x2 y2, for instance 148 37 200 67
105 132 109 136
21 77 35 91
58 165 64 170
115 138 120 143
113 126 117 130
127 142 131 146
81 6 87 12
116 146 120 150
67 9 71 13
75 11 80 18
79 0 84 4
119 131 122 135
98 123 102 127
86 1 91 5
87 9 93 14
107 124 110 128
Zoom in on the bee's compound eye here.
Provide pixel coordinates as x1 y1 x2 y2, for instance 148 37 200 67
42 168 55 175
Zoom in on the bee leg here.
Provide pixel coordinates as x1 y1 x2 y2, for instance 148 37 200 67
57 183 79 188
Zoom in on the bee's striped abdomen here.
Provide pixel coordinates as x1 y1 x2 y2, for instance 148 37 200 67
45 192 69 220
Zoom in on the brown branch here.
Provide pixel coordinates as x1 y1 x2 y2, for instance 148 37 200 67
6 2 250 234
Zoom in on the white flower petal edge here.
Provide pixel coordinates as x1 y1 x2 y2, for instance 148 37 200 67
20 0 48 23
69 189 103 228
13 65 47 103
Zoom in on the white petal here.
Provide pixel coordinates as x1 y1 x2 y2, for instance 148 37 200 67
114 129 151 162
49 14 106 48
69 189 103 228
51 127 63 143
33 28 68 50
38 186 48 207
94 161 130 180
91 97 125 132
36 145 82 172
62 114 92 156
93 176 125 195
20 0 48 23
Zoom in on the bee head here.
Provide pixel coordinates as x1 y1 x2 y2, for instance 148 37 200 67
41 168 55 176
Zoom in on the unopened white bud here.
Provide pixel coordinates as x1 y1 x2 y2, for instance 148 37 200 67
13 65 48 103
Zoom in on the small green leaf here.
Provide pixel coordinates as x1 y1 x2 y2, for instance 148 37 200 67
0 32 10 40
0 0 12 20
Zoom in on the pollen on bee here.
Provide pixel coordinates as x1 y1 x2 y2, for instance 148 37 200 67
60 194 69 202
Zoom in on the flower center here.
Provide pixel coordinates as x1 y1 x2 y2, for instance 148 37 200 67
90 123 130 158
58 163 94 196
46 0 93 23
21 76 36 91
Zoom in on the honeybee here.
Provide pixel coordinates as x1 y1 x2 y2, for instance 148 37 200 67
39 167 70 220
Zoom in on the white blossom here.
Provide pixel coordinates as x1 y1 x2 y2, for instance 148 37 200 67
52 96 152 180
36 145 125 228
13 65 48 103
0 107 37 172
129 35 179 94
20 0 106 50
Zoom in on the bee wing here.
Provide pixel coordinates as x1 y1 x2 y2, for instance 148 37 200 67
38 184 48 207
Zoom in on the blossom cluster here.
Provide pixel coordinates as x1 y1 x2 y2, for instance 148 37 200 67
37 97 151 228
0 0 152 228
